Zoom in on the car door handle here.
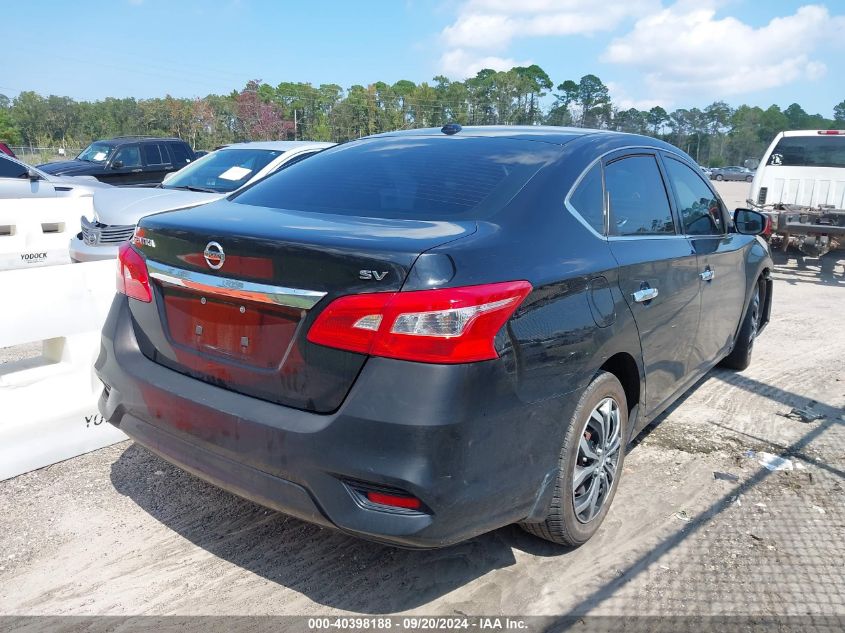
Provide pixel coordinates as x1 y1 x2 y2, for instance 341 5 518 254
632 287 659 303
700 268 715 282
131 168 143 173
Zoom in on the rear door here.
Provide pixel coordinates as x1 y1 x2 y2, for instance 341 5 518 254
662 153 746 370
142 142 174 184
606 152 701 416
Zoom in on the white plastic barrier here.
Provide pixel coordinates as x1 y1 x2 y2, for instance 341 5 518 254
0 197 94 271
0 260 126 481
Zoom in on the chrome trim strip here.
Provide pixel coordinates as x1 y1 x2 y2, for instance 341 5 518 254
146 259 326 310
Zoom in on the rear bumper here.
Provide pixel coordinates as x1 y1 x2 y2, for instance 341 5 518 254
69 236 119 262
96 296 572 548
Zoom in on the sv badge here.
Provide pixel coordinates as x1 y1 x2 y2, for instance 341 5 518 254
360 270 388 281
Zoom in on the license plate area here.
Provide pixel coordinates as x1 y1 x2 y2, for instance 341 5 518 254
161 287 302 369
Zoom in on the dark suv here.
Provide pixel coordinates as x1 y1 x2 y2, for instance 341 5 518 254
38 136 195 185
96 126 772 548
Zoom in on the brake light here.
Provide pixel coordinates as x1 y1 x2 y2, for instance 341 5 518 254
818 130 844 135
307 281 532 363
116 242 152 302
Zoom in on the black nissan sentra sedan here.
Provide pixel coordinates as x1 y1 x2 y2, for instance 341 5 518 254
97 126 772 548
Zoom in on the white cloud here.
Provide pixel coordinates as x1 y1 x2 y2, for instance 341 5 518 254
438 0 659 77
606 82 668 111
439 49 532 78
602 3 845 100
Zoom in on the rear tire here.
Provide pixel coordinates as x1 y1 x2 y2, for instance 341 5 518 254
716 174 724 181
521 371 629 546
720 282 761 371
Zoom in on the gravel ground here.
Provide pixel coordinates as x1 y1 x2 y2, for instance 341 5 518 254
1 182 843 623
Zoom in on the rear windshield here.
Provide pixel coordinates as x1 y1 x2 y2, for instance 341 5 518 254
767 135 845 168
231 136 561 219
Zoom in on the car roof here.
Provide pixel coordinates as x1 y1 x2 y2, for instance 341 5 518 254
781 129 845 137
365 126 693 159
96 136 185 145
369 125 592 145
217 141 335 152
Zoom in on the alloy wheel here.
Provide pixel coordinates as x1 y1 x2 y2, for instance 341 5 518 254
573 397 621 523
748 286 760 347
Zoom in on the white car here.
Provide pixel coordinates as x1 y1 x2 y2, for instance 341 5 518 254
751 130 845 207
69 141 334 262
0 153 111 198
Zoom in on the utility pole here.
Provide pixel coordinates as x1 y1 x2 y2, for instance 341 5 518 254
293 109 297 141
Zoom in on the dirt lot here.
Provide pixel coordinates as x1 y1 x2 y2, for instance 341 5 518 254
1 181 844 623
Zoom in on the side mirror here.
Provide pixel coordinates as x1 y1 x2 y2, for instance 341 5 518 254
111 160 124 170
734 208 766 235
26 168 41 181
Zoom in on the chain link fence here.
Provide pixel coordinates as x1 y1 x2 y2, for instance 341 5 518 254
7 146 83 166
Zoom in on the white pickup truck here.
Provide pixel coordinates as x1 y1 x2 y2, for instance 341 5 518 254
750 129 845 257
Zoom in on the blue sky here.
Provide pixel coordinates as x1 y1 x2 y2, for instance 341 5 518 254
2 0 844 116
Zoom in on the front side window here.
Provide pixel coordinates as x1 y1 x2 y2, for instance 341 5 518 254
664 157 725 235
164 148 283 193
606 155 675 236
0 156 27 178
568 163 604 234
113 145 141 168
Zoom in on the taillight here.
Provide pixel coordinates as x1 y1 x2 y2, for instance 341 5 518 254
307 281 532 363
116 242 152 303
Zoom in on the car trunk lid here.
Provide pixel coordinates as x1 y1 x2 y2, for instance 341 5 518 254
128 200 476 413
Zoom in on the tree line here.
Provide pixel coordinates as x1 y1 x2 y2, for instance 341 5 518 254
1 66 843 167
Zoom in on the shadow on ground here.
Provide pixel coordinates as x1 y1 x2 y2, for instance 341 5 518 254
108 366 843 615
771 248 845 286
109 444 571 613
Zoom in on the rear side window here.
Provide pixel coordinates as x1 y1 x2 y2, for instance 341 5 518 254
664 157 725 235
606 155 674 236
767 135 845 168
143 143 169 166
568 163 604 234
169 142 192 165
232 136 561 220
0 156 27 178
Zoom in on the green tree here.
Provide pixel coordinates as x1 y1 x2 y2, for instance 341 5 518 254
646 106 669 136
576 74 611 128
0 108 21 144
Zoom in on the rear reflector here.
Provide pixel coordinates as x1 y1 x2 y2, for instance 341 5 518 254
307 281 532 363
365 491 422 510
116 242 152 303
